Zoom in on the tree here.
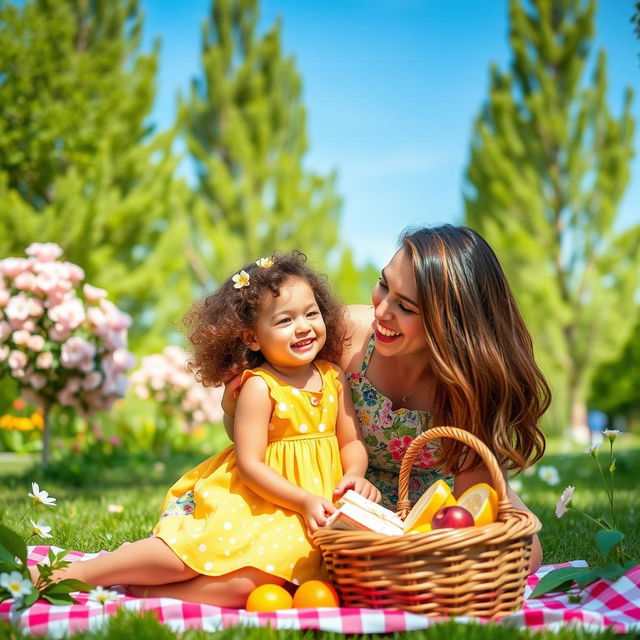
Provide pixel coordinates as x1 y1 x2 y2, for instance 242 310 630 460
182 0 346 287
464 0 639 436
0 0 190 352
589 318 640 426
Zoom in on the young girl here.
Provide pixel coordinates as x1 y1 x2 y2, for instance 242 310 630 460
37 252 379 606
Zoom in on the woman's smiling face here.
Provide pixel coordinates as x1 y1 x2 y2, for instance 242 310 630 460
371 248 427 357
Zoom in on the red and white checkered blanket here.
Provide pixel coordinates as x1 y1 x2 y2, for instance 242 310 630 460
0 546 638 636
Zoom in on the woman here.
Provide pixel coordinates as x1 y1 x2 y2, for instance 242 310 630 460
223 225 550 571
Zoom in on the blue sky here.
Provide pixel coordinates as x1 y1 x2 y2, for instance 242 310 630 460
143 1 639 269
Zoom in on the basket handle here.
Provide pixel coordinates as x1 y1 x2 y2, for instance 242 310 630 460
396 426 511 520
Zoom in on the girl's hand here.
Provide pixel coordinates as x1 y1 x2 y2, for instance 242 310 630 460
300 495 336 532
334 475 381 503
222 374 242 417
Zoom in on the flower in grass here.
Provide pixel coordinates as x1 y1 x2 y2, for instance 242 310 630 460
555 485 575 518
0 571 33 600
537 465 560 486
88 586 119 605
107 504 123 514
232 270 250 289
603 429 621 443
27 481 56 507
585 443 600 457
29 518 52 539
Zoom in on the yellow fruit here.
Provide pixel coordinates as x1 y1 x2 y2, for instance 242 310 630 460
405 479 456 531
410 523 432 533
246 584 294 611
456 483 498 526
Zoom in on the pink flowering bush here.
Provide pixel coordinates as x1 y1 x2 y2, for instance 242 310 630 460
130 346 223 450
0 243 136 464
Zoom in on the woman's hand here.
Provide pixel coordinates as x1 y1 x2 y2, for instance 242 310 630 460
333 475 381 503
300 495 336 533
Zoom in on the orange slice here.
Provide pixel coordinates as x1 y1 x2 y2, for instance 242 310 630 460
456 483 498 526
404 479 456 532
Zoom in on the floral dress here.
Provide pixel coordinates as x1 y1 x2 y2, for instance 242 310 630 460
346 335 452 509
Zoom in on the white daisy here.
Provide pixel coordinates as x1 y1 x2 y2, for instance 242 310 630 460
27 482 56 507
29 518 53 539
231 270 250 289
0 571 33 600
88 586 119 605
555 485 575 518
538 465 560 486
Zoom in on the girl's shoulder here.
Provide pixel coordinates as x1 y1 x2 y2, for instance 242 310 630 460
339 305 374 372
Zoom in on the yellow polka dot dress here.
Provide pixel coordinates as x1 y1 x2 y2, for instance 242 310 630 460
153 360 344 584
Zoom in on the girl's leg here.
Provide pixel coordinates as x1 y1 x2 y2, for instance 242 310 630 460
128 567 286 607
31 537 198 588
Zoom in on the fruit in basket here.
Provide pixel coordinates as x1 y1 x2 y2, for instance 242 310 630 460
404 479 456 531
431 505 475 529
456 482 498 526
246 584 293 611
293 580 340 608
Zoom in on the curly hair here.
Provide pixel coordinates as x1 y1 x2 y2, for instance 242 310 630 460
183 252 346 387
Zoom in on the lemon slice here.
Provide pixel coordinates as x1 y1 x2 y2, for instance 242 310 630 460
456 483 498 526
404 479 455 532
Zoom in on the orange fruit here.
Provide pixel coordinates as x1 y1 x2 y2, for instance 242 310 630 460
457 483 498 526
404 479 456 531
245 584 294 612
410 522 432 533
292 580 340 608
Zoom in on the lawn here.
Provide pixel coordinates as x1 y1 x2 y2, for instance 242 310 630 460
0 433 638 639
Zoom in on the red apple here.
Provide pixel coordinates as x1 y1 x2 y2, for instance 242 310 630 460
430 506 475 529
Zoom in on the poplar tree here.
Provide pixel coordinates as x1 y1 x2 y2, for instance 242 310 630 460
182 0 344 286
464 0 639 435
0 0 190 351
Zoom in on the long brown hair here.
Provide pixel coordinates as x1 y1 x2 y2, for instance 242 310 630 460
402 225 550 474
184 252 346 387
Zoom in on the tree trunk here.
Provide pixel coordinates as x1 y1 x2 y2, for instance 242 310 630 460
569 391 589 445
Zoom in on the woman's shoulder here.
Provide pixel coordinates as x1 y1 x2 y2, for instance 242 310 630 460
339 305 374 372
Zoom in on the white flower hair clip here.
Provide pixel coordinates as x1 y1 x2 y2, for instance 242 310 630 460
232 270 250 289
255 256 274 269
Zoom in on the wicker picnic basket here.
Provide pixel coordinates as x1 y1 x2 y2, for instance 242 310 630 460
313 426 540 618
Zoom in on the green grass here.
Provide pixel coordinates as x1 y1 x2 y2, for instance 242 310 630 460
0 437 638 639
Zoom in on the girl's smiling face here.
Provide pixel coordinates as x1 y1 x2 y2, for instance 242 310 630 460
371 248 427 357
246 276 327 372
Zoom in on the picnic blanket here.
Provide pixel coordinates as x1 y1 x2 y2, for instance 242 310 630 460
0 546 638 637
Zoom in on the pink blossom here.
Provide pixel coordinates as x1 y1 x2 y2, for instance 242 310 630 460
49 324 70 342
112 348 136 372
48 298 85 331
8 350 27 370
64 377 82 393
0 258 30 278
12 330 31 346
25 243 63 262
5 294 31 322
14 271 37 291
56 388 76 407
0 345 9 362
100 299 132 330
64 262 85 283
0 322 10 342
27 298 44 317
0 289 9 307
83 371 102 390
61 336 96 369
36 352 53 369
27 335 45 352
83 284 107 302
29 374 47 390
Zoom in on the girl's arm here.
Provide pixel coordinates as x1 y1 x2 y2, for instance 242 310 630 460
454 466 542 573
333 368 381 503
234 375 336 532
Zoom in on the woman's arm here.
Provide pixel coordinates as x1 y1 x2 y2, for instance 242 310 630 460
454 466 542 573
332 368 381 502
234 376 335 531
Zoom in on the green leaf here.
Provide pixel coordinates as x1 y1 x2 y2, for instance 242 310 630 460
0 524 28 566
574 561 638 587
595 530 624 559
22 588 41 609
43 592 77 606
530 566 592 599
43 579 92 595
